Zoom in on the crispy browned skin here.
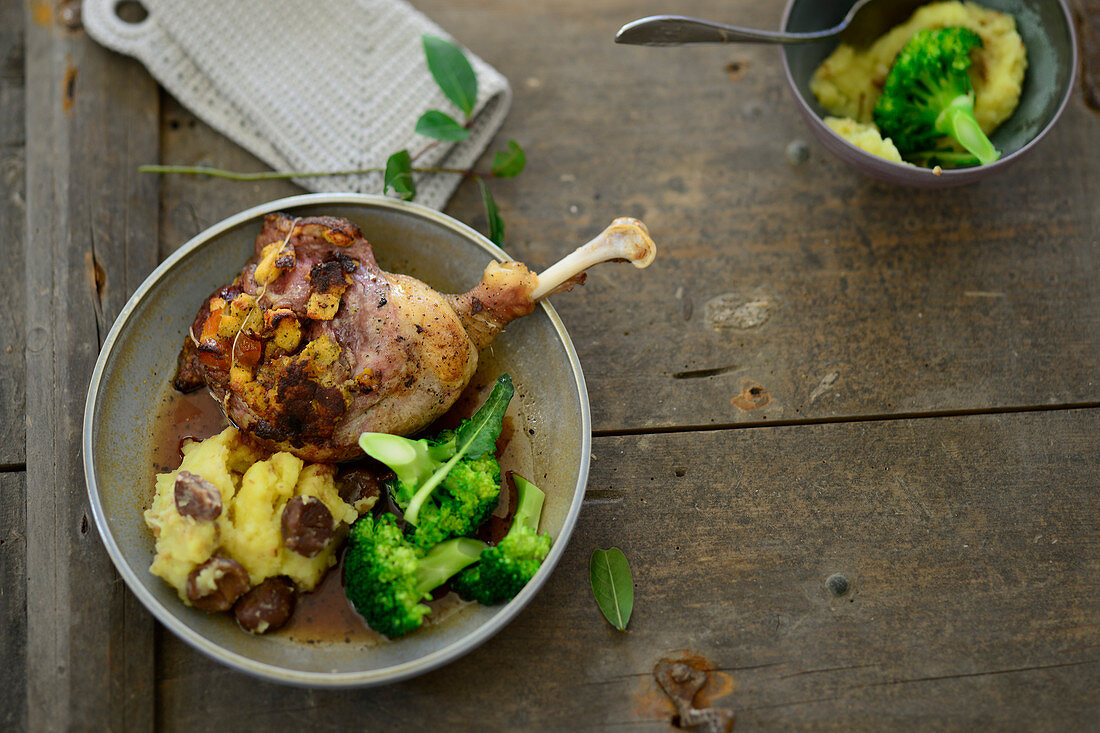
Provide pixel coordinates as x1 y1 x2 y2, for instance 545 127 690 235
176 213 538 462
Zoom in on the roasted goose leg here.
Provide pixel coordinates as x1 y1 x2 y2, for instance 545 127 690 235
175 213 656 462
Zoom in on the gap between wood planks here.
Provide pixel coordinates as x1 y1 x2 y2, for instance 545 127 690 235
729 659 1100 714
592 402 1100 438
855 658 1100 689
7 404 1092 471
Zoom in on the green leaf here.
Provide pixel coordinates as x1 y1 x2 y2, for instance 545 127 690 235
478 178 505 246
383 150 415 200
491 140 526 178
404 374 514 525
455 374 514 459
422 35 478 118
415 110 471 142
590 548 633 631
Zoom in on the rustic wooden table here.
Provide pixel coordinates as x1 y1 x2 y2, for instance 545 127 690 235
4 0 1099 730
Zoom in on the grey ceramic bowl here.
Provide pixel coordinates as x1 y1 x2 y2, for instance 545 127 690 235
781 0 1077 187
83 193 591 687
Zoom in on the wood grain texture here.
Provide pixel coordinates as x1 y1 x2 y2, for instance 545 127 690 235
0 471 27 732
1074 0 1100 109
0 0 25 466
153 410 1099 730
23 6 159 730
2 2 27 727
426 0 1100 432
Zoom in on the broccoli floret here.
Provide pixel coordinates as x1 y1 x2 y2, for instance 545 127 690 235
357 433 504 552
407 453 502 551
343 513 486 638
359 374 513 543
873 27 999 167
452 474 553 606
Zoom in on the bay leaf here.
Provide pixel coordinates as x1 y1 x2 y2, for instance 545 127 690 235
414 111 470 142
491 140 526 178
383 149 415 200
422 35 478 118
478 179 505 245
590 547 633 631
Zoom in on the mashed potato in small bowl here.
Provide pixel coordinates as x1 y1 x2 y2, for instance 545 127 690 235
780 0 1076 187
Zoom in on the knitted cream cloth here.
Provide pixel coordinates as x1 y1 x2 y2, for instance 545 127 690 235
83 0 512 209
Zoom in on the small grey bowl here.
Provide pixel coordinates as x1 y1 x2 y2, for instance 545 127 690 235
781 0 1077 187
83 193 591 687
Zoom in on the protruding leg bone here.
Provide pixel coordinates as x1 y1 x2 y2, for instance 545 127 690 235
445 217 657 351
530 218 656 301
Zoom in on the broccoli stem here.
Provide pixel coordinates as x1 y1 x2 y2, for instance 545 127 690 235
905 150 981 167
415 537 488 597
934 95 999 166
509 475 546 538
405 451 463 526
358 433 438 489
428 437 457 462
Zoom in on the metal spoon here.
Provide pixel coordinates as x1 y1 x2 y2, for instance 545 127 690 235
615 0 924 47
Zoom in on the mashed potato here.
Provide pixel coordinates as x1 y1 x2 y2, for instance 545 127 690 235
145 427 368 605
824 117 904 162
810 1 1027 162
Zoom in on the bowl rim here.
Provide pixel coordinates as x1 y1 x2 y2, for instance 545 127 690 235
82 192 593 688
779 0 1079 182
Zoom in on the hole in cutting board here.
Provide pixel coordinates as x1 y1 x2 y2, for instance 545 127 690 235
115 0 148 24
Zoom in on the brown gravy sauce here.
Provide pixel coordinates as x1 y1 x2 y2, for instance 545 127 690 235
150 388 227 473
149 382 517 644
280 553 380 645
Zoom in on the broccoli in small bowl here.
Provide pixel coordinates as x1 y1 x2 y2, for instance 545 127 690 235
783 0 1076 186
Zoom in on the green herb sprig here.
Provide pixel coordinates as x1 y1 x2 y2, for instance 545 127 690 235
140 35 525 245
382 35 525 244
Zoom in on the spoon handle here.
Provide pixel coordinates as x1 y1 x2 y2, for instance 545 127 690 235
615 15 841 46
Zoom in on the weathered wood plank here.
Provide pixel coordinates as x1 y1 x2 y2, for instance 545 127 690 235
0 471 27 732
23 5 159 730
1074 0 1100 108
0 0 25 466
2 1 28 726
154 409 1099 730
